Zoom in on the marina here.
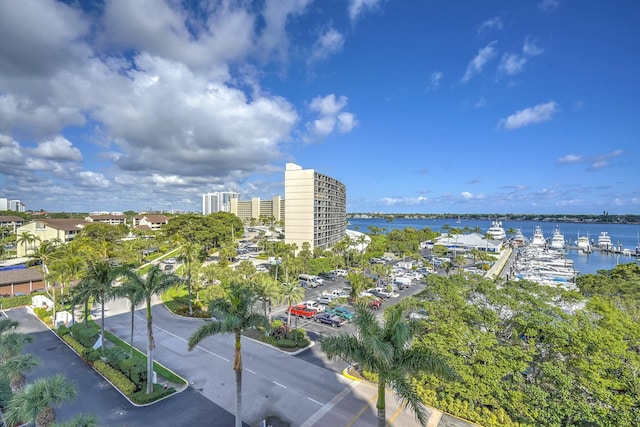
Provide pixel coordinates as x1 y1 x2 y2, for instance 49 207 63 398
348 217 640 275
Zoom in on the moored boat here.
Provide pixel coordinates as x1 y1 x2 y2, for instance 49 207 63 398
549 226 565 250
487 220 506 240
597 232 613 250
530 226 545 247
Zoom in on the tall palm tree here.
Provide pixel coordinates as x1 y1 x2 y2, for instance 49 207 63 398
188 285 267 427
111 281 144 358
76 260 123 353
4 374 78 427
320 305 455 427
122 265 182 394
178 241 202 315
277 280 305 329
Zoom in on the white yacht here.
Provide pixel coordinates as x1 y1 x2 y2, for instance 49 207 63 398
549 226 565 250
530 226 545 247
512 229 528 247
597 232 612 249
575 234 591 253
487 220 506 240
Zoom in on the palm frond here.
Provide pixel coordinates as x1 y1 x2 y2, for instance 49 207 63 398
187 321 226 350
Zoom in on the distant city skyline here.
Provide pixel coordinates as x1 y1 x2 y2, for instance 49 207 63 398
0 1 638 215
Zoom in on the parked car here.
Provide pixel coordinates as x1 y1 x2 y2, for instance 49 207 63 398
368 288 392 299
314 312 345 327
332 307 354 321
316 296 333 305
348 297 382 310
303 301 325 312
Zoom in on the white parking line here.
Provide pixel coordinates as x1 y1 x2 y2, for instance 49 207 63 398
273 381 287 389
307 397 324 406
247 368 256 374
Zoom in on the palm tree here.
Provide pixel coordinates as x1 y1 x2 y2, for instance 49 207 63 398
0 332 32 363
1 353 39 393
178 241 201 315
16 231 37 256
122 265 182 394
56 413 98 427
188 285 267 427
0 318 19 336
320 305 455 427
111 281 144 358
76 260 122 354
4 374 78 427
278 280 305 329
251 274 280 323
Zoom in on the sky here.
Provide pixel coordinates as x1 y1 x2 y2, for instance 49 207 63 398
0 0 638 215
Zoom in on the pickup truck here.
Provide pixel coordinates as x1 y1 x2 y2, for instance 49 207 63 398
314 312 346 327
288 304 318 319
303 301 324 312
321 289 348 299
348 297 382 310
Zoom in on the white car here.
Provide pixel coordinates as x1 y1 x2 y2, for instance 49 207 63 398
303 301 324 312
316 296 333 305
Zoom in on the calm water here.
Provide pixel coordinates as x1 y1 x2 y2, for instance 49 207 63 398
348 217 640 275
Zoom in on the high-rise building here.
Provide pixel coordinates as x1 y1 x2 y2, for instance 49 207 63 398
202 192 239 215
0 198 25 212
284 163 347 251
230 196 284 224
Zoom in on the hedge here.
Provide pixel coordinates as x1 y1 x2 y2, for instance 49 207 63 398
62 334 86 355
131 384 175 405
94 360 136 396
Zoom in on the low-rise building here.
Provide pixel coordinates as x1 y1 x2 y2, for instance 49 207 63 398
15 218 89 257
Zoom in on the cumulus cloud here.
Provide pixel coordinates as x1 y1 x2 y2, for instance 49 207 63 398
308 27 345 64
29 136 82 161
380 196 429 206
462 41 497 83
478 17 503 34
498 101 558 130
348 0 383 22
305 94 357 140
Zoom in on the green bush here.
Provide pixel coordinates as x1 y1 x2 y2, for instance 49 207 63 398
71 323 100 348
131 383 175 404
276 338 310 349
57 324 70 337
175 307 210 318
62 334 86 355
122 357 147 388
82 348 101 362
94 360 136 396
33 306 52 325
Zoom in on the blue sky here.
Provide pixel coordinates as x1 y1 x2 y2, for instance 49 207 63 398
0 0 638 215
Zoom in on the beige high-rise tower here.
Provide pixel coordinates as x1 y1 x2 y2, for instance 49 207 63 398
284 163 347 251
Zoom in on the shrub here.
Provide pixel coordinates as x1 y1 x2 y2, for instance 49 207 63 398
131 384 175 404
62 334 86 355
71 323 100 348
33 307 52 325
290 328 307 342
175 307 210 318
94 361 136 396
276 338 310 349
57 324 70 337
122 358 147 388
82 348 101 362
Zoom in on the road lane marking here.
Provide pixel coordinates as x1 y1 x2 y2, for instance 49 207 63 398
273 381 287 389
307 397 324 406
387 405 403 426
247 369 256 374
138 314 230 362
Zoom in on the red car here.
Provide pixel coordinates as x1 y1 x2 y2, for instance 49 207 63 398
288 304 317 319
348 297 382 310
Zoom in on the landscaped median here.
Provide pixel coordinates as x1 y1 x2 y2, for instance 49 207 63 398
31 305 188 406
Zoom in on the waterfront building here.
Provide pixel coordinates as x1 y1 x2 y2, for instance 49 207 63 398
230 196 284 225
284 163 347 252
202 191 239 215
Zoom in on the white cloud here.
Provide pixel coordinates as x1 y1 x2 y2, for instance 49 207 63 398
305 94 357 140
557 154 584 164
462 41 497 83
30 136 82 161
308 28 345 64
478 17 503 34
523 37 544 56
498 101 558 130
499 53 527 75
76 171 110 188
380 196 429 206
427 71 443 91
348 0 383 22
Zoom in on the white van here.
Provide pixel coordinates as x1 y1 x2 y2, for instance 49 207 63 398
299 274 319 288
